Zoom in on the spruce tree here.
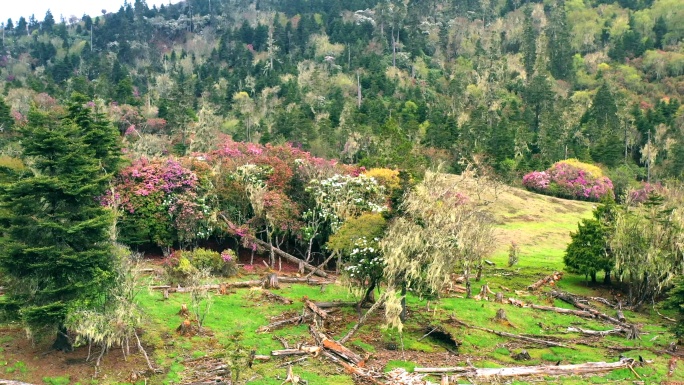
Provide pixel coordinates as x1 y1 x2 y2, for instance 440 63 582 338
0 94 121 350
547 1 573 81
521 6 537 77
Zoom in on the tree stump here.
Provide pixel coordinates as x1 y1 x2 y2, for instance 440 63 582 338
493 308 511 326
177 319 192 336
219 283 227 295
625 324 641 340
512 350 531 361
178 303 190 317
441 374 449 385
475 283 492 301
163 289 169 300
495 292 504 303
264 273 280 289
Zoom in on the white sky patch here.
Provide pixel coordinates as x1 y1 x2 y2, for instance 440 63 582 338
0 1 183 25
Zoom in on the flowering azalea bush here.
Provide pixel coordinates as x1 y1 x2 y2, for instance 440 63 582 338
103 157 216 247
522 160 614 201
628 183 664 205
162 248 238 283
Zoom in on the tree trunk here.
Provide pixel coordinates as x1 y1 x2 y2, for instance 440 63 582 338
400 284 407 322
339 295 386 345
604 270 611 284
358 281 376 317
52 326 73 352
591 272 597 283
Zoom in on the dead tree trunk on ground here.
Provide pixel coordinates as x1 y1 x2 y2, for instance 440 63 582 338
414 358 638 379
528 272 563 291
450 317 566 347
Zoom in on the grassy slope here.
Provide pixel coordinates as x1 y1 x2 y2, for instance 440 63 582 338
1 186 683 384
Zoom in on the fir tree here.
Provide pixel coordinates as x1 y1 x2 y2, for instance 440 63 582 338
521 6 537 77
547 1 573 81
0 94 121 351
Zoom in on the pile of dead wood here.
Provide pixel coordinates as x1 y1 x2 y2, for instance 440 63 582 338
151 274 334 298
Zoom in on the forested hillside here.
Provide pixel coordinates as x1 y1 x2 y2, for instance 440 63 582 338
0 0 682 180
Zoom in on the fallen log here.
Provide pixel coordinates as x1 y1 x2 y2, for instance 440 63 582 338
271 347 319 357
567 326 626 337
507 298 526 307
552 291 633 330
305 299 328 320
257 315 310 333
0 380 37 385
528 271 563 291
529 304 596 318
414 358 637 379
153 277 334 294
590 297 617 308
320 350 382 384
310 325 363 365
262 291 293 304
278 277 334 285
386 368 436 385
220 214 327 277
449 317 566 347
313 301 357 308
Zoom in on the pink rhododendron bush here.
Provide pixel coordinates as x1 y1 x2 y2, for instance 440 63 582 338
522 159 614 201
104 138 388 255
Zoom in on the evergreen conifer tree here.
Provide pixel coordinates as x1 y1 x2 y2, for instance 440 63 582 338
547 1 573 81
0 93 121 351
521 7 537 77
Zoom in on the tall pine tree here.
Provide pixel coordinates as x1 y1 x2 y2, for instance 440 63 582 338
0 93 121 350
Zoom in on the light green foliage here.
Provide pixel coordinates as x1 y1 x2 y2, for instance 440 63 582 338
382 171 495 330
613 189 684 305
326 213 386 253
64 246 145 363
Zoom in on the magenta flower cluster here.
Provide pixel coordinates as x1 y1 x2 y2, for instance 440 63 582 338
522 162 614 202
124 158 198 197
628 183 662 204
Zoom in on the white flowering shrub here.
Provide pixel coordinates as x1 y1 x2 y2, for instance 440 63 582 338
344 237 384 294
305 174 387 233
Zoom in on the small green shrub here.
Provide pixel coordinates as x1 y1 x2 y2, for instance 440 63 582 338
189 248 223 274
162 252 197 285
43 376 70 385
163 248 238 284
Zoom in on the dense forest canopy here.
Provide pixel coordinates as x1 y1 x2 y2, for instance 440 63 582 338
0 0 681 182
